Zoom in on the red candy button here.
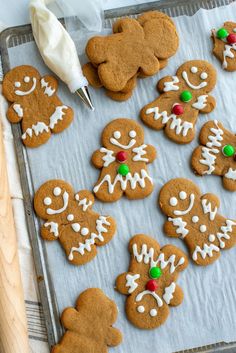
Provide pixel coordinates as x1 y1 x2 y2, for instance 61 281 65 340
146 279 158 292
227 33 236 44
116 151 127 163
172 104 184 115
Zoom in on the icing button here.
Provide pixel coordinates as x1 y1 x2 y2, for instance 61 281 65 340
199 224 207 233
116 151 127 163
209 234 215 242
146 279 158 292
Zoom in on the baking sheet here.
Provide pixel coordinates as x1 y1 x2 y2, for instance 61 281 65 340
7 2 236 352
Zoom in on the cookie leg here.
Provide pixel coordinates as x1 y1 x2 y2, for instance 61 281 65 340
164 122 195 144
222 172 236 191
190 242 221 266
191 146 210 175
93 180 124 202
21 123 51 148
50 105 74 133
125 178 153 200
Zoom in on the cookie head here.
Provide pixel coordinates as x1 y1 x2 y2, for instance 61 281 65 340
177 60 216 93
101 118 144 151
159 178 201 217
3 65 41 102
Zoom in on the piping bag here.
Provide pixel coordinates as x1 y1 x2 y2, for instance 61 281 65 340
29 0 95 110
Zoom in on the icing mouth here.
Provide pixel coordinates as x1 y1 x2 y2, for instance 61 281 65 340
46 191 69 215
109 137 136 149
15 77 37 96
182 71 207 90
174 193 195 216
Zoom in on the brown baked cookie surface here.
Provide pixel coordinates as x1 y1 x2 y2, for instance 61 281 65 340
116 234 188 329
52 288 122 353
212 22 236 71
140 60 217 144
192 120 236 191
92 118 157 202
2 65 74 148
34 180 116 265
159 178 236 266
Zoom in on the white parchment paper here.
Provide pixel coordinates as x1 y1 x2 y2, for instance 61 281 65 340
8 2 236 352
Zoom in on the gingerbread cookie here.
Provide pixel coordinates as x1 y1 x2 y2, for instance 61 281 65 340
85 11 178 92
191 120 236 191
159 178 236 266
116 234 188 329
140 60 217 144
92 118 156 202
212 22 236 71
2 65 74 148
34 180 116 265
52 288 122 353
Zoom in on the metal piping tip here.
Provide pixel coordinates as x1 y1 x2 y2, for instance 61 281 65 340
76 86 95 111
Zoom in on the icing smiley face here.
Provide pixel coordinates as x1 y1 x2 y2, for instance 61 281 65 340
110 129 137 149
169 191 195 216
14 75 37 96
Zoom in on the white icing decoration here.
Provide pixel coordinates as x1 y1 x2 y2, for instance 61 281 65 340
44 197 52 206
113 131 121 139
68 216 110 259
49 105 68 129
81 227 89 236
13 104 23 118
14 81 21 88
200 72 208 79
179 191 187 200
75 194 92 211
200 120 223 174
136 290 163 307
41 78 56 96
216 220 236 248
137 305 145 313
192 243 220 261
182 71 207 89
209 234 215 242
129 130 136 138
22 122 49 140
169 197 178 206
192 95 208 110
67 214 74 221
126 274 140 294
132 243 185 274
110 134 136 149
191 66 198 73
168 217 188 238
100 147 115 167
93 169 152 194
201 199 217 221
174 193 195 216
146 107 193 137
163 282 176 304
46 191 69 215
163 76 180 92
150 309 157 317
222 44 236 69
53 187 61 196
132 144 148 162
199 224 207 233
224 168 236 180
15 77 37 95
71 223 80 232
24 76 30 83
192 216 199 223
44 221 59 237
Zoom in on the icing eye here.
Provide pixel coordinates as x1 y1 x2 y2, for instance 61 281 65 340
150 309 157 317
191 66 198 73
199 224 207 233
169 197 178 206
14 82 21 88
200 72 208 80
179 191 187 200
53 187 61 196
67 214 74 221
24 76 30 83
129 130 136 138
192 216 199 223
44 197 52 206
113 131 121 139
81 227 89 236
137 305 145 313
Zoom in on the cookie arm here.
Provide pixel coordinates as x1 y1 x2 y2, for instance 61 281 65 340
61 307 81 331
168 284 184 307
92 148 113 168
41 221 61 241
198 95 216 114
7 103 24 123
40 75 58 96
201 193 220 210
164 219 183 238
144 144 157 163
116 272 138 295
157 75 179 93
75 190 94 211
105 327 122 347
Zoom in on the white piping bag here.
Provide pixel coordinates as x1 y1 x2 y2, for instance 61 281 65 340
29 0 94 110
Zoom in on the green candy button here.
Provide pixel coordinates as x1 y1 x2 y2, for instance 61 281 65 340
118 164 129 176
217 28 229 39
222 144 235 157
180 90 192 102
149 266 162 279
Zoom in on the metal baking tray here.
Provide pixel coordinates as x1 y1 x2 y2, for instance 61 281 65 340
0 0 236 352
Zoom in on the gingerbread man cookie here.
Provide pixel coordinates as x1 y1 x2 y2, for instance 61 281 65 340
92 118 156 202
212 22 236 71
86 11 178 93
52 288 122 353
140 60 217 144
192 120 236 191
2 65 74 148
159 178 236 266
34 180 116 265
116 234 188 329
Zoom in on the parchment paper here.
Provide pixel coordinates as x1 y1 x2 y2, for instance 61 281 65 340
8 2 236 352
